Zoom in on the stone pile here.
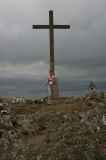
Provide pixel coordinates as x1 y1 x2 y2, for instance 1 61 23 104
0 93 106 160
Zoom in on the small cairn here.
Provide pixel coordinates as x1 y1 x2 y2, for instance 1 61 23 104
88 81 97 98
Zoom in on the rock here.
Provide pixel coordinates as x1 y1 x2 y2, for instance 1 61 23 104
36 155 42 160
102 114 106 125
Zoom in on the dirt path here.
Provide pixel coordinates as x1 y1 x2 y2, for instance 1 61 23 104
15 103 82 114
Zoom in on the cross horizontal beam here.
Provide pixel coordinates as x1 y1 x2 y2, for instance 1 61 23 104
32 25 70 29
32 25 49 29
53 25 70 29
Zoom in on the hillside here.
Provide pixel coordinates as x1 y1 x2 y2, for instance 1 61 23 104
0 93 106 160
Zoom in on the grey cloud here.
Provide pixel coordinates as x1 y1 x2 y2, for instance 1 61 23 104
0 0 105 86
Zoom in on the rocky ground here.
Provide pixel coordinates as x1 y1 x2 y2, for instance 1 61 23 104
0 92 106 160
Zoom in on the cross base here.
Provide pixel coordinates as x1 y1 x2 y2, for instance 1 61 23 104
52 77 59 97
48 77 59 99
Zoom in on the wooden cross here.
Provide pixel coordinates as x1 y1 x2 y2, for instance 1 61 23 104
32 10 70 97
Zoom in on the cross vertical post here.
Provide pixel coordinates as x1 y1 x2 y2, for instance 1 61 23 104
49 10 54 74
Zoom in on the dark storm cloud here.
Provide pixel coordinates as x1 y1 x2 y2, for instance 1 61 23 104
0 0 106 82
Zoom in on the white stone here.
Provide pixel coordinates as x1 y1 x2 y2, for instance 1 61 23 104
102 115 106 125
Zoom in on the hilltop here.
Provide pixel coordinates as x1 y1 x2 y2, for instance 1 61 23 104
0 92 106 160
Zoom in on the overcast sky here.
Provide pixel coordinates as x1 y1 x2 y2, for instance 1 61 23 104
0 0 106 96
